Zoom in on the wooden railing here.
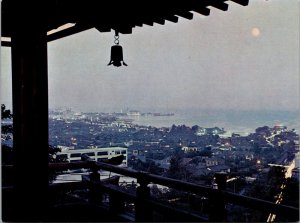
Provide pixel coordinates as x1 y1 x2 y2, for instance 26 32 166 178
48 156 299 222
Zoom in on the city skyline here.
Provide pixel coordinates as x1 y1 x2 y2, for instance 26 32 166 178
1 0 299 113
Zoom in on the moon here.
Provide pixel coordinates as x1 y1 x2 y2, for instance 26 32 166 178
251 27 260 37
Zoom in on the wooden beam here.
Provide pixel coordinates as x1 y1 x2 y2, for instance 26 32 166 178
153 17 165 25
118 26 133 34
47 23 93 42
164 15 179 23
1 40 11 47
210 1 229 11
135 22 143 27
230 0 249 6
94 25 111 33
193 7 210 16
176 11 194 20
143 20 154 26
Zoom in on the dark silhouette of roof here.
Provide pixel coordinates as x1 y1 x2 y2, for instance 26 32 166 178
1 0 249 45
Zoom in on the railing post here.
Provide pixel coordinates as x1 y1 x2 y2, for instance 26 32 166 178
135 173 152 222
209 172 227 222
88 162 102 205
109 191 125 214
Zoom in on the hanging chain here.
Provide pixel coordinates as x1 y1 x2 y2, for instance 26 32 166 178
114 36 119 45
114 30 119 45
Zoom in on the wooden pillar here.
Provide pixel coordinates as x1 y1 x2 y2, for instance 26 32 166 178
11 3 49 220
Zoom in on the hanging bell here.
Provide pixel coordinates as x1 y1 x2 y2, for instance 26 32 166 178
108 45 128 67
108 32 128 67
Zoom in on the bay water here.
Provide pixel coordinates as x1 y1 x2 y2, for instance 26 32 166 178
131 110 299 136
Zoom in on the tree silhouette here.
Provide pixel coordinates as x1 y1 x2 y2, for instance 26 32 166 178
1 104 13 134
1 104 12 119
